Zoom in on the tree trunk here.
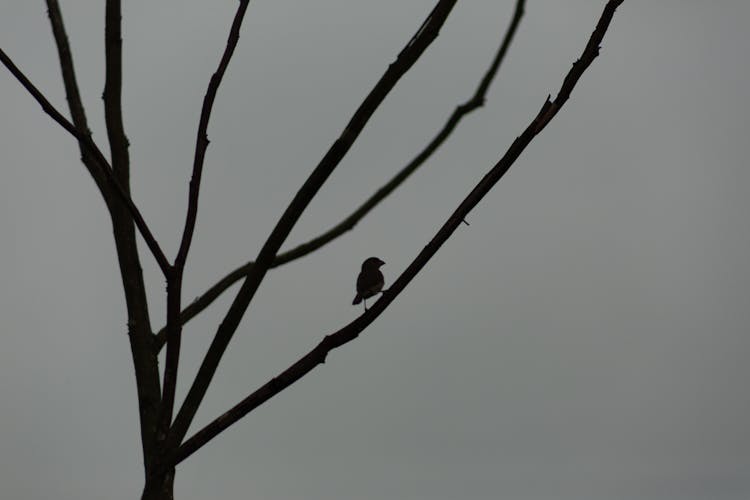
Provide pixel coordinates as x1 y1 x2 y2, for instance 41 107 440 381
141 471 175 500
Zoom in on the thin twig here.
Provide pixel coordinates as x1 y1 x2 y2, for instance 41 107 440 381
153 0 527 351
175 1 253 270
166 0 626 469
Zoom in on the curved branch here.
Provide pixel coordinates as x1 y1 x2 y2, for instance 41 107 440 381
153 0 526 351
164 0 460 453
175 1 252 269
166 0 626 468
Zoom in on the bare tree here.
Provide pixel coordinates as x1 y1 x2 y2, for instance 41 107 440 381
0 1 625 498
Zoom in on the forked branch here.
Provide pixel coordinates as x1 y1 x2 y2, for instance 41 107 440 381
167 0 626 469
39 0 166 470
153 0 527 351
163 0 460 453
0 47 170 275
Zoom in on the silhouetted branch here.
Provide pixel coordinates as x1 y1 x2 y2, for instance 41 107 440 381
271 0 526 264
45 0 106 193
163 0 460 453
102 0 170 475
0 47 171 276
153 0 527 351
45 0 164 465
154 263 249 351
167 0 626 469
175 2 253 269
159 274 183 445
103 0 129 180
161 0 255 449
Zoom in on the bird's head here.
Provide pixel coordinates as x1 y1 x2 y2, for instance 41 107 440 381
361 257 385 270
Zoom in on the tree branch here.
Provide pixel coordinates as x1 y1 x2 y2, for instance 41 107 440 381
103 0 166 468
269 0 526 265
153 0 527 352
42 0 164 469
175 1 252 270
166 0 626 469
45 0 107 193
164 0 460 452
103 0 129 179
0 48 171 276
158 275 182 442
159 0 255 447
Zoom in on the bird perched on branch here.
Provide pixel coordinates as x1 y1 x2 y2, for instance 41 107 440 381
352 257 385 311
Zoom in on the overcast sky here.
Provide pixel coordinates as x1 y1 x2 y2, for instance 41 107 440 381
1 1 748 499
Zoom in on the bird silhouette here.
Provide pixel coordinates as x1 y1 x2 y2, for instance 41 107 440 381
352 257 385 311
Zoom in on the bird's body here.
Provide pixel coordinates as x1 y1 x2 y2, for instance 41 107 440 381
353 257 385 310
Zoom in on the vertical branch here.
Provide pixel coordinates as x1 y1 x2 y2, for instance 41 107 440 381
175 1 252 269
46 0 107 193
103 0 130 182
159 0 253 454
100 0 163 470
158 276 181 441
43 0 165 471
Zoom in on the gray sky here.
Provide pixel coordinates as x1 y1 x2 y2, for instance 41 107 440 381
1 1 749 499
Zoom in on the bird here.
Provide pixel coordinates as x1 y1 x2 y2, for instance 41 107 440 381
352 257 385 311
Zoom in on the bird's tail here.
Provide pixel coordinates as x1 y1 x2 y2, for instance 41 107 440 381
352 294 362 305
